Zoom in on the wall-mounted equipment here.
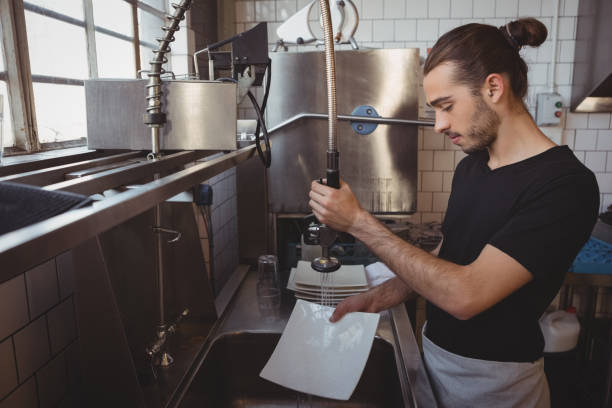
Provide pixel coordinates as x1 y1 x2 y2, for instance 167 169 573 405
571 0 612 112
275 0 359 49
536 92 563 126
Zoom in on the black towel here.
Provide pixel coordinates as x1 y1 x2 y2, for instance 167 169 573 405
0 181 92 235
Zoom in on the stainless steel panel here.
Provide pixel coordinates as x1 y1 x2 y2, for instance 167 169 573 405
267 49 420 214
85 80 238 151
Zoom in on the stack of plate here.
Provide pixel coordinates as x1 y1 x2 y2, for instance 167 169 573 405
287 260 369 306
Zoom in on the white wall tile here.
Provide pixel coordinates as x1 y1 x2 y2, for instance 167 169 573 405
419 150 434 170
276 0 297 21
406 0 428 18
363 0 384 19
373 19 395 41
443 172 454 192
429 0 451 18
395 19 417 41
556 85 572 107
536 40 552 63
433 192 451 212
565 112 588 129
518 0 541 17
439 19 462 35
473 0 496 18
422 212 443 223
528 63 548 85
256 1 276 21
434 151 455 171
558 17 576 40
575 130 598 150
574 150 585 163
236 1 256 22
451 0 472 18
563 0 579 16
596 173 612 194
417 19 439 41
588 113 611 130
598 130 612 151
521 47 538 64
608 156 612 173
384 41 406 48
355 19 373 42
559 40 575 62
384 0 406 19
562 129 575 148
540 0 560 16
423 128 444 150
586 152 607 173
496 0 518 17
422 172 444 191
417 192 433 211
553 63 572 85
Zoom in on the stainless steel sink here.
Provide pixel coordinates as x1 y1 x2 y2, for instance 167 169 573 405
171 271 435 408
178 332 404 407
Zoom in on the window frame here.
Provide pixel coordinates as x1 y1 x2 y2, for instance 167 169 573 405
0 0 169 154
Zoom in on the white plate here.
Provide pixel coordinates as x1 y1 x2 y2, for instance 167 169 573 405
287 268 369 295
260 299 380 400
293 261 368 288
294 293 344 304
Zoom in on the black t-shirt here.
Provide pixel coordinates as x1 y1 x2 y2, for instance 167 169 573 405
426 145 600 362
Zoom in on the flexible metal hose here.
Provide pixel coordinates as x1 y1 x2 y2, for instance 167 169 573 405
318 0 337 154
145 0 192 157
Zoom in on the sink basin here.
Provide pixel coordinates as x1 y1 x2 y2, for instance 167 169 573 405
178 332 404 407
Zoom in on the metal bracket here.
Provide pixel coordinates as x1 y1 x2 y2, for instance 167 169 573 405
351 105 380 135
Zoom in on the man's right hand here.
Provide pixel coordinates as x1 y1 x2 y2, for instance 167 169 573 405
330 276 416 323
329 291 376 322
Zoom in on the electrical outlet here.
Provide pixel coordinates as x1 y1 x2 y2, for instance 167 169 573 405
536 93 563 126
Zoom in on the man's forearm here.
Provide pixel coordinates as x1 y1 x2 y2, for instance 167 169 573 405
350 211 468 317
369 277 416 312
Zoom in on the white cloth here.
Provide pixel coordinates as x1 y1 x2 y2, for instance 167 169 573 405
364 262 395 287
422 323 550 408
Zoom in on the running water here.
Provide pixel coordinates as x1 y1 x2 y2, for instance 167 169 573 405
320 271 335 307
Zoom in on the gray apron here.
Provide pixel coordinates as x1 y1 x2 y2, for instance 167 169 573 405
422 324 550 408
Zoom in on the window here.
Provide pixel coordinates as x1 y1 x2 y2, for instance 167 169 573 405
0 20 14 149
92 0 133 37
25 12 88 79
24 5 88 144
96 32 136 78
3 0 196 154
25 0 84 21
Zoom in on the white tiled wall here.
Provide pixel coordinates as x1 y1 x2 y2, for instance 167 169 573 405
234 0 612 219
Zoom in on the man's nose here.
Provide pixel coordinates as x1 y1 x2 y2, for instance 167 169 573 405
434 114 450 134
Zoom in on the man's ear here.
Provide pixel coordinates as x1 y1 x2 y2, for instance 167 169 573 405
483 73 505 103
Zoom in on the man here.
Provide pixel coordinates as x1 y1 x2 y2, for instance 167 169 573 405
308 18 599 408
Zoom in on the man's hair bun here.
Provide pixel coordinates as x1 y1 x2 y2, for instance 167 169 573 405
502 18 548 50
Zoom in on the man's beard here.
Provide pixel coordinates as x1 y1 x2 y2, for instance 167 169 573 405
462 95 501 154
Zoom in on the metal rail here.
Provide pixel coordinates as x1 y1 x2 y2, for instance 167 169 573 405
267 112 435 136
44 150 208 196
0 151 144 186
0 144 257 283
0 150 108 177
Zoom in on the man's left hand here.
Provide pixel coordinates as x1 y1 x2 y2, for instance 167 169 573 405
309 179 364 233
